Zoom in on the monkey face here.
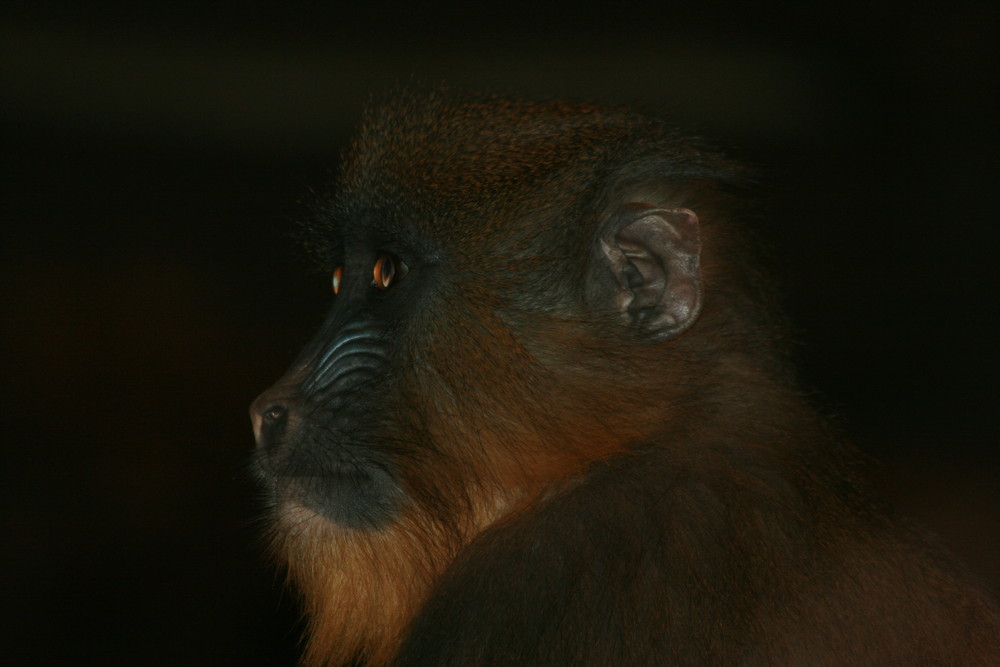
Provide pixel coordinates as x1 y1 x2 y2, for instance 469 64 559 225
250 231 566 534
250 246 419 530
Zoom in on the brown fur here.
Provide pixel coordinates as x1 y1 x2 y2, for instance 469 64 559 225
253 88 1000 665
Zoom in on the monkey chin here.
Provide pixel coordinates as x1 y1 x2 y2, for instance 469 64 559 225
269 468 402 532
268 477 529 666
267 496 457 666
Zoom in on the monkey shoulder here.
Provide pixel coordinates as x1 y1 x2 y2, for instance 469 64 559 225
395 447 818 665
396 446 1000 665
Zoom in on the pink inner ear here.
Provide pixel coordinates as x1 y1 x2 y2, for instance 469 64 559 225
600 207 702 340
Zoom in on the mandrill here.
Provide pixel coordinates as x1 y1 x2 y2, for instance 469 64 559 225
251 88 1000 665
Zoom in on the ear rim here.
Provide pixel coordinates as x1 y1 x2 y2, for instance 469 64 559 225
596 202 702 342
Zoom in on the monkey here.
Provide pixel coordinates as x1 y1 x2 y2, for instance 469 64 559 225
250 88 1000 666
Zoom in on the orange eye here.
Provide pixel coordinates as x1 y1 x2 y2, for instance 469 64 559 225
373 254 397 290
331 267 343 295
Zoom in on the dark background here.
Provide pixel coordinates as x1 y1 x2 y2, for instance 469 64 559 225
3 3 998 664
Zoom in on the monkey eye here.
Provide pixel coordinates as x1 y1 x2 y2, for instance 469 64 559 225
331 267 343 295
373 254 403 290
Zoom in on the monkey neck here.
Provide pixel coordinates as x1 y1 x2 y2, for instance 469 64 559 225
606 336 853 494
515 318 825 474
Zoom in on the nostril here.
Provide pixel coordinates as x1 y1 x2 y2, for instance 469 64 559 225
263 404 288 422
251 392 294 444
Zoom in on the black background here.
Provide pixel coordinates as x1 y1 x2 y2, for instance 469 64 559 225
3 3 998 664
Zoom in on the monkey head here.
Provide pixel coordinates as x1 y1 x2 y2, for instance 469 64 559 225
250 89 771 665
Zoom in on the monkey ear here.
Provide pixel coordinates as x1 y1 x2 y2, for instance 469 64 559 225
595 203 702 341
